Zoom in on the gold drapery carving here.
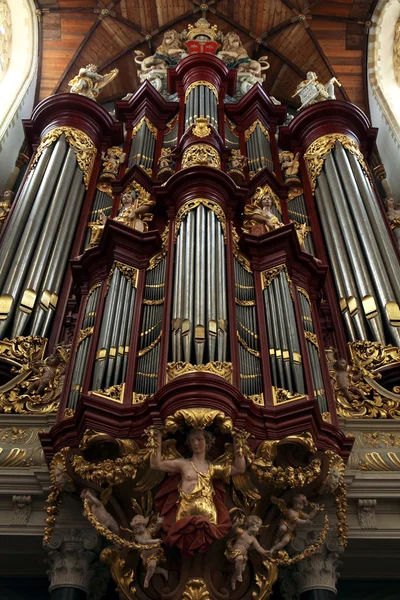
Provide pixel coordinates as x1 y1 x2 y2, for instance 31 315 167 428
30 127 96 189
181 143 221 169
304 134 372 192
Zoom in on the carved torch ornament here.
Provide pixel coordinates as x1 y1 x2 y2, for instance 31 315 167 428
44 409 348 600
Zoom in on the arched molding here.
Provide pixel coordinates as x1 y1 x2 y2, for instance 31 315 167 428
0 0 38 144
368 0 400 148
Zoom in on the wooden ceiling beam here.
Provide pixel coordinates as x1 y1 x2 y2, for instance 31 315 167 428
208 7 306 79
111 13 150 36
279 0 297 12
305 26 350 101
258 18 297 40
309 14 369 25
53 19 102 93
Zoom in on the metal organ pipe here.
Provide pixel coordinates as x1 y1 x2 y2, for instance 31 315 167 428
334 144 400 344
323 152 387 343
315 176 366 341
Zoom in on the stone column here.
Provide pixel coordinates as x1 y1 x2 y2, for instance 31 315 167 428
280 534 343 600
45 528 102 600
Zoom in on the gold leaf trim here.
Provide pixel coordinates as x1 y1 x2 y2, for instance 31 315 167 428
185 80 218 99
166 361 233 383
244 119 270 141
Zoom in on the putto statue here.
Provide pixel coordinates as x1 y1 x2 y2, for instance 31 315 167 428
129 514 168 588
267 494 323 553
81 488 120 534
68 64 118 101
293 71 341 110
225 514 269 590
100 146 126 181
150 428 246 554
243 186 283 234
279 151 301 183
331 357 367 403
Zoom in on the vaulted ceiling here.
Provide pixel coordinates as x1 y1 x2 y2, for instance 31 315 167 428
36 0 377 114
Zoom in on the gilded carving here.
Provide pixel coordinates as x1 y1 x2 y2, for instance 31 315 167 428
192 117 212 138
0 342 69 414
185 80 218 99
100 146 125 180
29 127 96 188
243 185 282 235
114 185 155 233
68 64 118 100
304 134 372 192
164 408 233 434
244 119 269 142
328 342 400 419
175 199 226 239
181 144 221 169
181 578 210 600
166 361 233 383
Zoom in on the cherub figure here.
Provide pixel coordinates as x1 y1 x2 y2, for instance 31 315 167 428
0 190 14 231
279 151 300 182
385 197 400 224
81 488 120 534
332 357 367 402
228 150 247 172
68 64 118 101
100 147 125 179
225 514 269 590
26 352 65 396
268 494 323 554
244 188 283 234
130 514 168 588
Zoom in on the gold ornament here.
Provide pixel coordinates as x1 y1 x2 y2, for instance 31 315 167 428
304 134 372 192
182 578 210 600
166 361 233 383
245 119 269 142
185 80 218 98
164 408 233 434
131 116 157 139
175 198 226 239
181 144 221 169
192 117 212 138
29 127 96 188
77 327 94 345
90 383 125 403
101 547 136 600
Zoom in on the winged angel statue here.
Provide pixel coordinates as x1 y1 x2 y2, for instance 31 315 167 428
143 428 247 555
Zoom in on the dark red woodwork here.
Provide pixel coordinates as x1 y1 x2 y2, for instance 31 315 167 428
115 80 178 127
168 54 236 97
278 99 377 157
23 93 123 152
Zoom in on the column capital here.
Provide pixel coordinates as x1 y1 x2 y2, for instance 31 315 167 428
44 528 101 594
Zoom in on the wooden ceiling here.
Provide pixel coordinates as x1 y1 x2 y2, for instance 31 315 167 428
36 0 377 114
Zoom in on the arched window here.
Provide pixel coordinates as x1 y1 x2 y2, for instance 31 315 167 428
0 0 12 83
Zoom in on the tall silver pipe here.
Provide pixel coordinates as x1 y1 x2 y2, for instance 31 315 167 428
32 167 86 337
334 144 400 343
324 153 386 343
11 147 77 337
273 277 293 390
267 284 284 388
114 279 131 383
217 220 228 361
315 179 362 341
278 273 300 391
194 205 206 364
207 211 217 362
182 211 195 362
262 286 277 386
0 137 68 336
171 230 181 362
104 271 128 388
347 152 400 301
0 144 53 288
121 285 136 383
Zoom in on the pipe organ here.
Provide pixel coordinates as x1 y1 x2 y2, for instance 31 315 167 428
3 16 400 600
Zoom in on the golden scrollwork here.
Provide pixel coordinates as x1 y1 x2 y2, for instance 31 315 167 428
132 392 148 404
175 198 226 239
29 127 96 188
116 262 139 287
261 264 292 292
185 80 218 99
244 119 269 142
147 223 169 271
181 143 221 169
305 331 319 353
304 134 372 192
164 408 233 434
252 566 279 600
272 387 307 405
287 187 304 201
0 342 69 414
192 117 212 138
125 180 151 204
332 341 400 419
137 331 162 357
101 547 136 600
166 361 233 383
131 116 157 139
90 383 125 403
71 447 142 487
78 327 93 345
237 332 260 357
182 578 210 600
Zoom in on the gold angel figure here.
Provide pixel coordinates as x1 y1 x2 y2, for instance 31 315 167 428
68 64 119 101
243 187 283 234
